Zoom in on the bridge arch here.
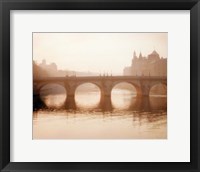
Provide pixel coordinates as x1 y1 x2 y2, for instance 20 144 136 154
35 81 66 94
35 82 67 108
111 82 138 109
149 81 167 96
74 82 102 109
74 81 103 92
111 81 142 97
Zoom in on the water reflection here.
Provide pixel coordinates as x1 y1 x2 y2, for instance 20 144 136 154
75 92 100 108
111 83 136 109
33 90 167 139
39 84 66 109
75 83 101 109
41 93 166 112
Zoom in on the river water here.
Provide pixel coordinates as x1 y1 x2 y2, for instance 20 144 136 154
33 89 167 139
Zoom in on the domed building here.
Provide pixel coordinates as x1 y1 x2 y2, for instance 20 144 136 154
148 50 160 61
123 50 167 76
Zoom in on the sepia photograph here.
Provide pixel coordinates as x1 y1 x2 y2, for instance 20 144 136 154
33 32 167 139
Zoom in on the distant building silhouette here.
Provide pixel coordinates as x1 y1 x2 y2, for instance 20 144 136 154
123 50 167 76
33 60 49 79
35 59 100 77
39 59 58 73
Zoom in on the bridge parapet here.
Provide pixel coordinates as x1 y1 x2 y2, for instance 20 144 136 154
34 75 167 82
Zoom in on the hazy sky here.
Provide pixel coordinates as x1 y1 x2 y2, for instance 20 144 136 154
33 33 167 74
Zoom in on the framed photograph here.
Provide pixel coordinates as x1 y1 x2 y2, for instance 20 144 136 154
0 0 200 171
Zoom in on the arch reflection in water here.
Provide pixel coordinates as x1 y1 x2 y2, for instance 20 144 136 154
34 92 167 139
131 96 167 112
75 83 101 109
149 96 167 111
111 82 137 110
149 83 167 96
40 84 67 109
149 83 167 111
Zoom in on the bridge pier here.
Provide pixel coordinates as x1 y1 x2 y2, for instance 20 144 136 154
137 83 150 97
99 83 113 111
63 84 77 110
134 83 151 111
100 94 112 111
65 94 76 110
140 96 151 111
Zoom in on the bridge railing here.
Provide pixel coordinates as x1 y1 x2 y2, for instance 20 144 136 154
33 75 167 82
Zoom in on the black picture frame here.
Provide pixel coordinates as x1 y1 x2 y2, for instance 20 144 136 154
0 0 200 171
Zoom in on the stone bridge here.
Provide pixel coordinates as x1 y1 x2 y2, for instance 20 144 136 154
33 76 167 110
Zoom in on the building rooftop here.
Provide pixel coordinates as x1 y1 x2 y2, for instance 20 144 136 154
151 50 159 55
